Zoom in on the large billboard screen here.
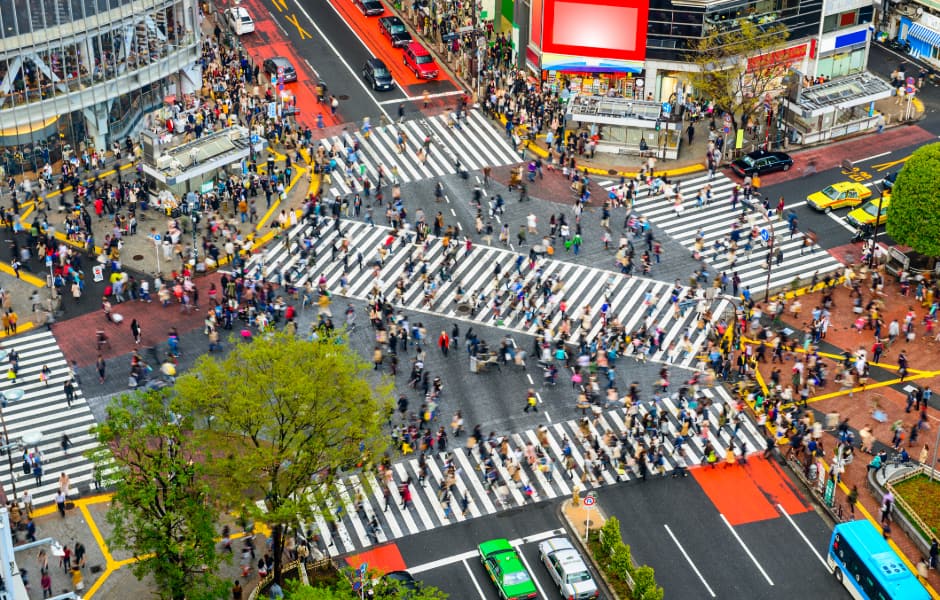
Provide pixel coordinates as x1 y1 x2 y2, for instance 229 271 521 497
541 0 648 62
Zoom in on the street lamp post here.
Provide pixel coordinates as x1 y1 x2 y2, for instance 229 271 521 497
867 185 886 269
760 207 775 302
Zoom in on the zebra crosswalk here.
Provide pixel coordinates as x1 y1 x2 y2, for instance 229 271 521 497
0 330 99 506
303 386 763 557
316 110 519 199
248 218 732 369
602 172 844 293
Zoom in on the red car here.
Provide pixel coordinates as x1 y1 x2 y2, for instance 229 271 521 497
403 42 438 79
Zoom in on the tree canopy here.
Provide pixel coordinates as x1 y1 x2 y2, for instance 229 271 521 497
885 142 940 256
175 330 394 582
686 20 790 133
89 390 228 600
285 577 449 599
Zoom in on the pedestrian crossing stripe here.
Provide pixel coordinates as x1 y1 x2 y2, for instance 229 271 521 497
604 172 844 293
248 219 732 370
0 330 102 506
302 386 764 557
315 110 519 199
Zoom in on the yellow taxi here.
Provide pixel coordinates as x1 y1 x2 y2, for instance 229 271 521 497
806 182 872 212
846 194 891 228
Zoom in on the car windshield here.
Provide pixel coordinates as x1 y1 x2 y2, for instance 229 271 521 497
389 23 405 33
416 55 433 64
566 570 592 584
240 16 252 23
821 185 841 200
373 67 390 76
862 203 880 216
503 571 532 586
740 156 756 167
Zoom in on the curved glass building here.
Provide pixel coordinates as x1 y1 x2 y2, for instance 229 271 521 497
0 0 201 174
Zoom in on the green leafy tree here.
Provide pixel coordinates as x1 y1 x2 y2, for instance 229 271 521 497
885 142 940 257
633 565 665 600
175 331 394 584
687 20 790 142
599 516 622 556
89 390 228 600
285 578 449 599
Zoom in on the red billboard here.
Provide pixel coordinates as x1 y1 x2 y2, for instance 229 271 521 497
541 0 648 62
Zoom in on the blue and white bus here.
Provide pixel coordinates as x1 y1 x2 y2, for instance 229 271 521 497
828 520 931 600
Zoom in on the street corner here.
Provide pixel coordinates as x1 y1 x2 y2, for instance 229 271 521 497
345 542 407 573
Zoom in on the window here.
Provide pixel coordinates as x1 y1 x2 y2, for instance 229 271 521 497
840 11 856 27
823 14 838 33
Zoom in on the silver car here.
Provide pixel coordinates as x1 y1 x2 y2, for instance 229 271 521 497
538 537 599 599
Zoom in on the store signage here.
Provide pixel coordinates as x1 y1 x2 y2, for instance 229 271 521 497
541 0 649 63
746 44 808 72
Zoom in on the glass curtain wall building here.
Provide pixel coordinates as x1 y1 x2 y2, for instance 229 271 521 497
0 0 201 175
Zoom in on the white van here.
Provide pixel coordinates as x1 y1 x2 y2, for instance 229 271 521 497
225 6 255 35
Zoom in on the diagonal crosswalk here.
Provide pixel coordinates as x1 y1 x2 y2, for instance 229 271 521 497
316 110 519 199
247 218 732 369
303 386 763 557
602 172 844 293
0 330 100 506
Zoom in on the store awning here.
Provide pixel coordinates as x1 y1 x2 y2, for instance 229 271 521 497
908 22 940 48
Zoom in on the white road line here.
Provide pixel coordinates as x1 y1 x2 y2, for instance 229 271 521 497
408 529 561 574
289 0 391 120
776 504 829 569
378 91 466 104
720 514 775 586
826 211 858 233
664 524 716 598
516 548 548 599
856 151 891 163
462 559 489 599
410 549 478 574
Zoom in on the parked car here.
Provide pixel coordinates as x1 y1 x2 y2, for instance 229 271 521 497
362 57 394 91
263 57 297 82
806 181 871 212
882 170 898 190
846 195 891 228
403 42 439 79
225 6 255 35
353 0 385 15
478 539 538 600
730 149 793 177
379 15 412 47
538 537 599 599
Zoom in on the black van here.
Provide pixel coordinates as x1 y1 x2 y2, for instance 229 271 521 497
362 58 394 91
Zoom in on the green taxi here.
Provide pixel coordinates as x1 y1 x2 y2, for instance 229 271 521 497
478 538 538 599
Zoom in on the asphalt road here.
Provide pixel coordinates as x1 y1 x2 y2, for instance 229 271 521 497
237 0 461 126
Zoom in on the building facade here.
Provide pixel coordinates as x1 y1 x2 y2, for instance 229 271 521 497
0 0 201 175
518 0 874 104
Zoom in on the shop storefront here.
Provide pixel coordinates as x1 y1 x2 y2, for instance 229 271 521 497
814 28 869 78
782 71 893 144
900 12 940 64
565 95 681 159
541 70 647 99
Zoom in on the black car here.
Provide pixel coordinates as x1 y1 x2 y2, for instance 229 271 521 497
730 149 793 177
353 0 385 15
378 16 412 47
882 170 898 190
362 58 394 91
262 57 297 82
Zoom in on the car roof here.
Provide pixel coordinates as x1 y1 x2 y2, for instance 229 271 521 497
406 41 430 54
268 57 293 67
540 537 575 554
830 181 860 191
380 15 403 23
230 6 250 15
366 57 388 68
480 538 513 556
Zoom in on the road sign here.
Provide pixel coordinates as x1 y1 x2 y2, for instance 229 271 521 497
723 112 732 123
358 562 368 576
824 477 835 507
760 228 770 242
92 265 104 282
661 102 672 115
723 125 731 134
583 494 596 507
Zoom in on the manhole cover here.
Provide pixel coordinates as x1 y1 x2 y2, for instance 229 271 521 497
608 169 618 175
338 94 350 101
132 254 144 261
